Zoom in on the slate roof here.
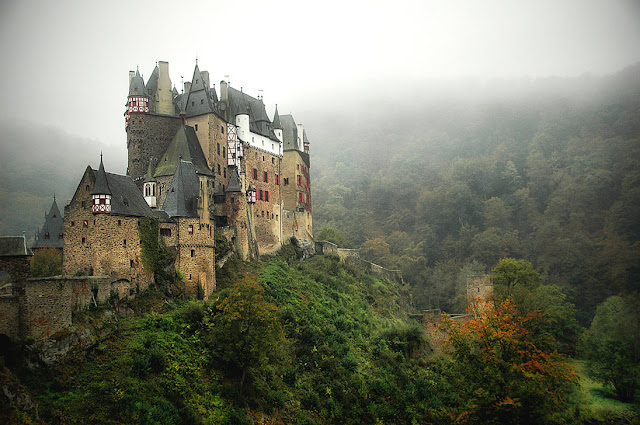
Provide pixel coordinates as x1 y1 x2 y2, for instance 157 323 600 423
163 160 200 218
32 198 64 249
226 86 279 141
185 64 220 118
92 156 112 195
129 69 147 97
0 236 29 256
225 167 242 192
146 65 159 112
153 126 214 178
279 114 299 151
272 105 282 130
91 169 156 217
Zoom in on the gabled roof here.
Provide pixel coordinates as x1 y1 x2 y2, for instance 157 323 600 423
153 126 214 178
162 160 200 218
129 69 147 97
225 167 242 192
279 114 299 151
99 171 156 217
32 197 64 249
185 64 220 118
91 156 112 195
0 236 29 256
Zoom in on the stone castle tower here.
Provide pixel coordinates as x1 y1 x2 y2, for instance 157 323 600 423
124 60 314 259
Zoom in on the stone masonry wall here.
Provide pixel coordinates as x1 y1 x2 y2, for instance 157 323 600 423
127 114 182 187
63 172 152 289
0 295 20 340
244 146 283 254
0 256 31 283
314 241 403 283
175 217 215 298
187 114 229 193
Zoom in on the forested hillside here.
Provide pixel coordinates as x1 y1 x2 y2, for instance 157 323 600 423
0 120 126 239
310 64 640 321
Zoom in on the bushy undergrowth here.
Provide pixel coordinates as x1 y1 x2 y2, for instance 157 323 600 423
9 254 636 424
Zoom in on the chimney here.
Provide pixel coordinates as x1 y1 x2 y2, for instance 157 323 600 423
220 80 228 103
184 81 192 94
201 71 210 88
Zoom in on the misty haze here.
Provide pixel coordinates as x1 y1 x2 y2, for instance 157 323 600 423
0 1 639 424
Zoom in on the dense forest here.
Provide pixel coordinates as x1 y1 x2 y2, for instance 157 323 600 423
310 64 640 322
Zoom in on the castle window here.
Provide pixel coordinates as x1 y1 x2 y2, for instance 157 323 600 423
44 233 50 240
200 99 203 105
276 174 280 185
223 168 226 178
83 220 88 227
59 233 63 239
223 147 226 157
160 228 171 237
82 237 86 244
259 189 263 200
123 239 126 247
253 168 258 179
297 164 299 170
262 155 265 161
81 201 86 208
188 225 193 235
221 125 224 134
191 249 195 257
283 177 289 185
263 171 268 183
191 101 194 106
217 164 221 174
297 175 302 186
195 124 198 131
261 210 264 217
271 157 274 164
265 191 269 202
71 221 75 226
130 259 134 268
217 143 220 155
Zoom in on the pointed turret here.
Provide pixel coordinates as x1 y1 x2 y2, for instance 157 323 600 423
125 68 150 127
32 196 64 250
272 105 283 142
91 155 112 213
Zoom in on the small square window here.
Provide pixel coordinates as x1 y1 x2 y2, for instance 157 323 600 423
191 249 195 257
188 225 193 235
82 237 86 244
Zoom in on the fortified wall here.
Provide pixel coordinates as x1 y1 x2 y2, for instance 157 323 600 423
0 275 140 341
314 240 404 284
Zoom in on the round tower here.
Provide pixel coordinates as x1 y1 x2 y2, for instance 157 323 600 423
125 68 149 128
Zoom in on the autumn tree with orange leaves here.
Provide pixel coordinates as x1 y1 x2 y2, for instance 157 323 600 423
441 299 578 425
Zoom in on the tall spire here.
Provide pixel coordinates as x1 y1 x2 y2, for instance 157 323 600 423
92 154 112 195
272 104 282 130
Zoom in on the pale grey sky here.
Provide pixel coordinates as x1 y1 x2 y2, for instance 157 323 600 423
0 0 639 154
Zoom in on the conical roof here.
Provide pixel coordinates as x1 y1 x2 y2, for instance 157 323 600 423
128 69 147 97
272 105 282 130
225 167 242 192
162 160 199 218
32 197 64 249
91 155 112 195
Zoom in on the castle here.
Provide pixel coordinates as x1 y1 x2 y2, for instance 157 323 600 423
0 61 313 342
59 60 312 298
